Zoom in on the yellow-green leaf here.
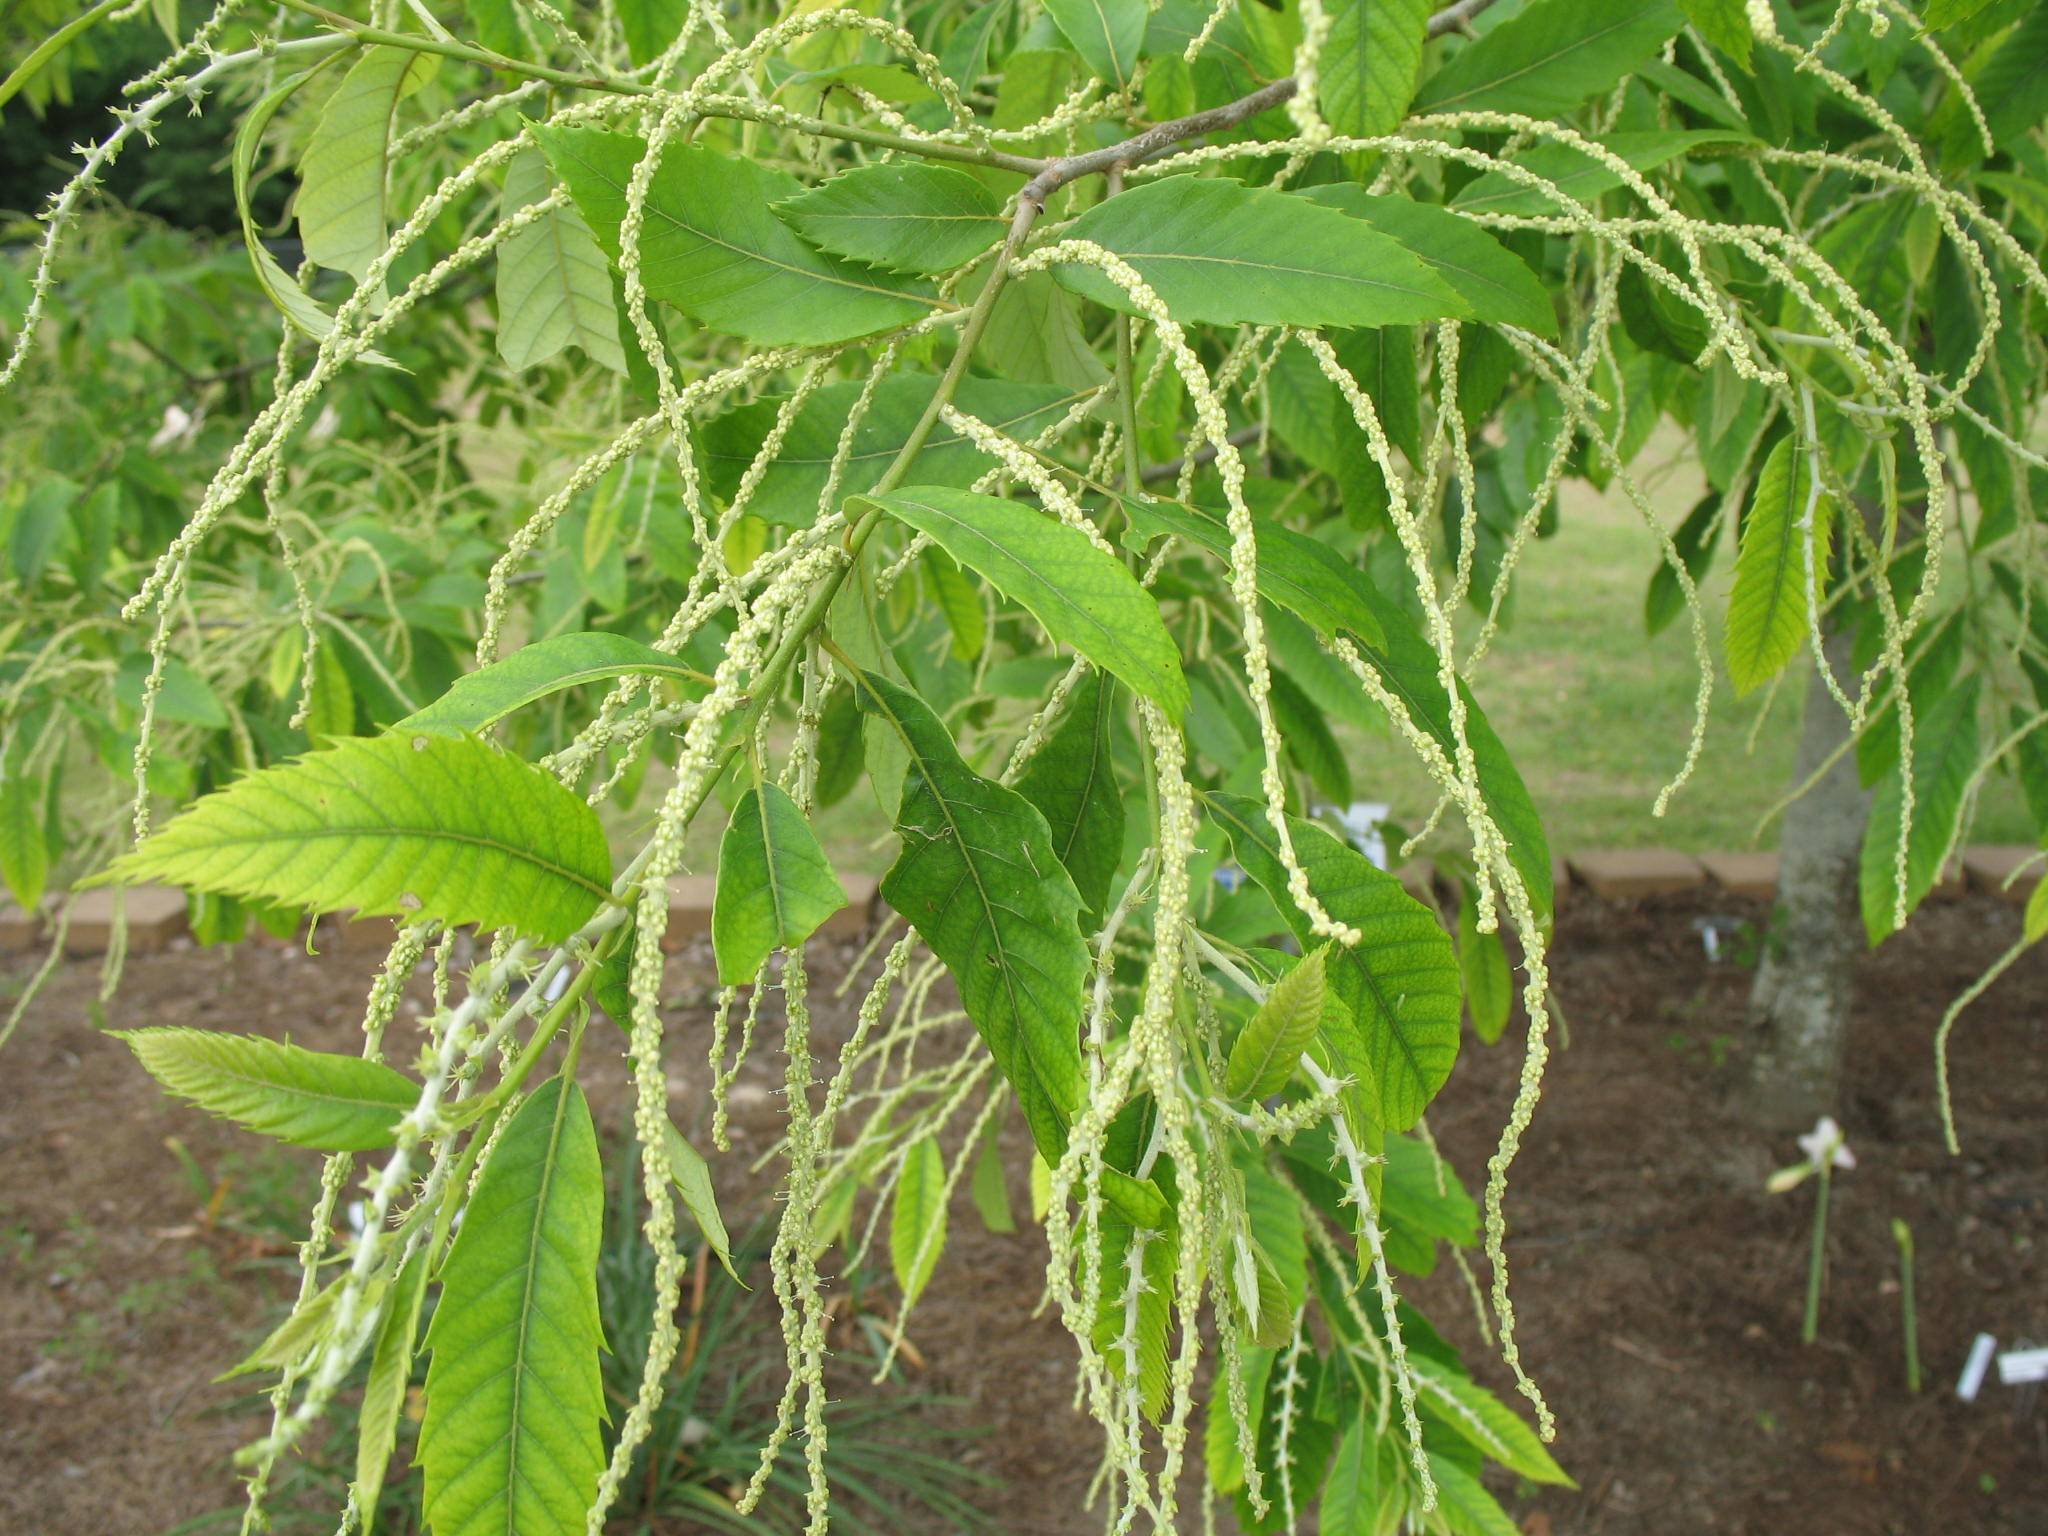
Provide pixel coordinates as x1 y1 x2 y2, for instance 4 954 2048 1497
1226 947 1328 1100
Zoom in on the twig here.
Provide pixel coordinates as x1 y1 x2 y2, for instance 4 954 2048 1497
1133 424 1264 486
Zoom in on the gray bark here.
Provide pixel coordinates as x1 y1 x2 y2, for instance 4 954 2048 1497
1742 627 1872 1130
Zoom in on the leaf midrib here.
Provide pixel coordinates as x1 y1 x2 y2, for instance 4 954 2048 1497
159 822 611 902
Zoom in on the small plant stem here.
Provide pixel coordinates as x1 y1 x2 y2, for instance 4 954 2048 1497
1802 1163 1832 1345
1893 1218 1920 1392
0 0 128 110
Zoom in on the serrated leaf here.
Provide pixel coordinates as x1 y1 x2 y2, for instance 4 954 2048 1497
355 1247 427 1536
1118 496 1385 650
1321 0 1432 140
0 763 48 911
1057 175 1468 330
1090 1220 1175 1420
969 1119 1016 1234
1016 671 1127 926
1207 796 1462 1130
1124 499 1551 922
422 1079 605 1536
1411 1355 1574 1485
858 487 1188 719
700 373 1087 527
1298 186 1555 336
1322 1410 1393 1536
533 123 937 346
853 669 1088 1163
1679 0 1752 68
223 1273 347 1378
891 1134 949 1311
496 146 626 374
775 163 1004 276
1450 128 1752 218
663 1121 739 1281
711 783 849 985
1204 1346 1276 1496
1227 947 1328 1100
1456 882 1513 1045
1413 0 1685 118
1726 436 1833 695
1428 1453 1523 1536
118 1028 417 1150
1924 0 2002 25
298 47 426 282
1043 0 1147 90
396 631 704 736
1270 667 1354 805
104 733 613 944
1860 677 1981 945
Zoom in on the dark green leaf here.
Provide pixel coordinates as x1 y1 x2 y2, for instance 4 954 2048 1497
1320 0 1433 139
776 163 1005 276
1016 671 1127 925
533 124 936 345
1043 0 1147 89
1456 882 1513 1045
0 762 48 911
1208 795 1463 1129
118 1028 417 1150
1428 1453 1523 1536
860 486 1187 719
700 373 1086 527
1450 129 1751 218
1411 1355 1573 1485
1678 0 1752 69
1413 0 1685 118
663 1120 739 1280
422 1079 606 1536
1058 176 1468 329
1297 187 1556 336
854 669 1089 1163
1645 491 1721 637
1269 668 1353 805
1861 677 1981 945
711 783 849 984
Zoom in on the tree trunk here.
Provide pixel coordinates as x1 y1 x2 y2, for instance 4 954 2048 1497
1742 627 1871 1131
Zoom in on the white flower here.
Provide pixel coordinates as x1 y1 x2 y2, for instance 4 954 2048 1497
148 404 194 451
1796 1115 1856 1171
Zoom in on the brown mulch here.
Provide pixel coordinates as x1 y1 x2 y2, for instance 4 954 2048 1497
1 891 2042 1536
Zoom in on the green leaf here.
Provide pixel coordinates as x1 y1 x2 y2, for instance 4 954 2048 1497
2026 872 2048 946
1298 186 1556 336
662 1121 740 1281
1119 496 1386 651
1924 0 2002 25
298 47 429 282
1450 129 1752 218
1043 0 1147 90
1428 1453 1523 1536
1645 491 1722 638
969 1119 1016 1234
422 1079 606 1536
355 1247 428 1536
1411 1355 1574 1486
891 1134 949 1311
617 0 688 64
118 1028 417 1151
104 733 613 944
1456 882 1513 1045
223 1273 347 1378
776 163 1005 276
1380 1131 1476 1274
1725 436 1833 696
1679 0 1753 68
1124 499 1553 925
1861 677 1982 945
924 548 986 660
701 373 1087 527
1322 1410 1393 1536
1321 0 1432 139
533 123 936 346
1207 796 1462 1130
1269 668 1353 805
1227 947 1328 1100
711 783 849 985
0 763 49 911
396 631 704 735
114 654 229 730
1057 176 1469 330
1090 1221 1176 1420
853 669 1089 1163
857 486 1188 719
496 146 626 375
1413 0 1685 118
10 476 74 586
1015 671 1127 926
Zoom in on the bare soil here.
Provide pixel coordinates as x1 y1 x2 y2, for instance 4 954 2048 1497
2 890 2043 1536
